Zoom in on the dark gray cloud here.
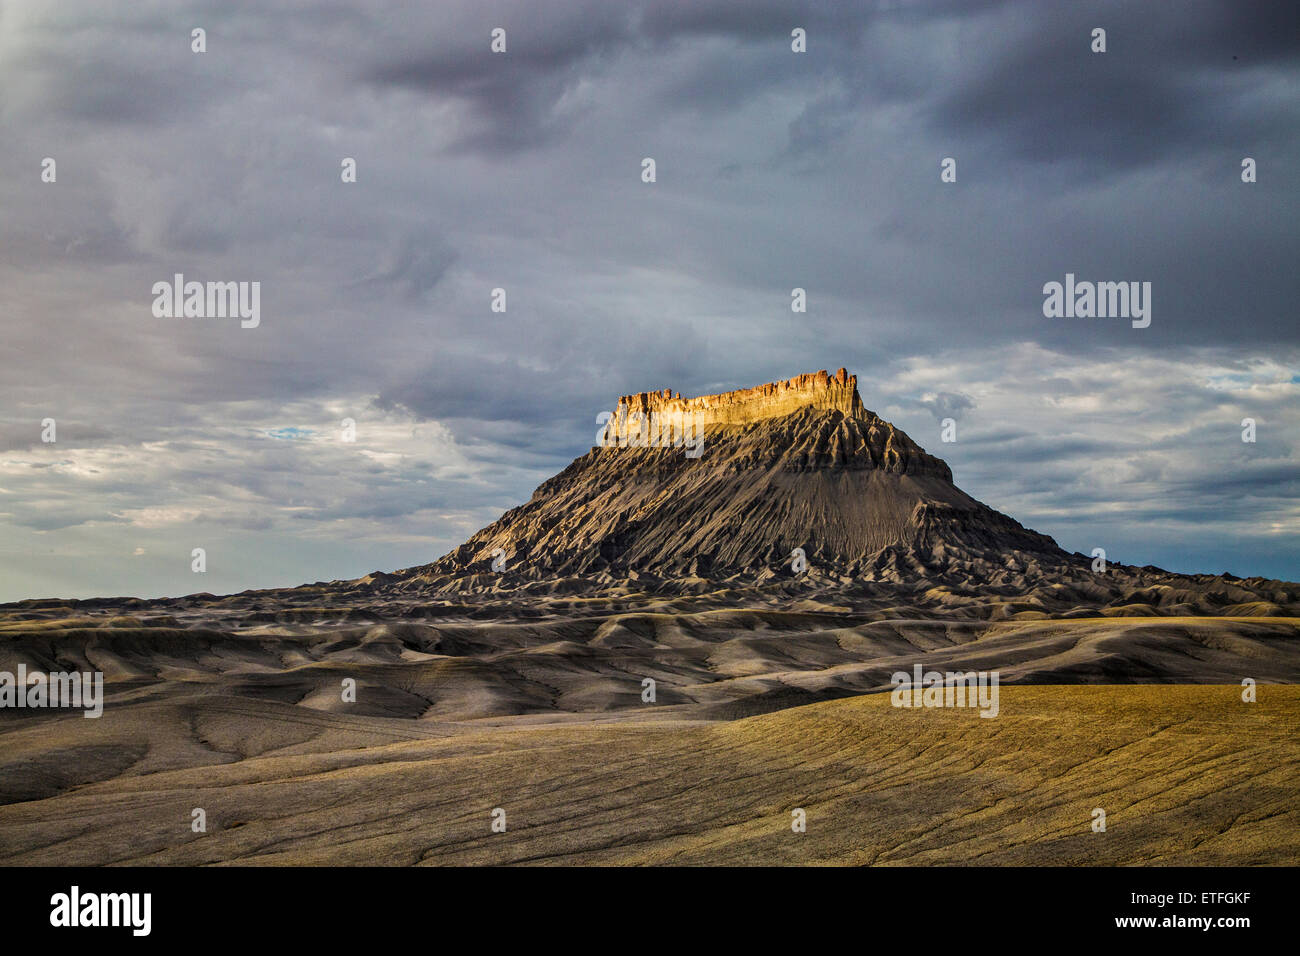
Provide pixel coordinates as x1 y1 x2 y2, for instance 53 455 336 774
0 0 1296 599
904 391 977 422
932 1 1300 170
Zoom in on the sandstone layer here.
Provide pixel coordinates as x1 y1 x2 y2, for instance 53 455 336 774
606 367 863 443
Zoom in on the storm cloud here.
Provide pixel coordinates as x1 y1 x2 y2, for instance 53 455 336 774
0 0 1295 600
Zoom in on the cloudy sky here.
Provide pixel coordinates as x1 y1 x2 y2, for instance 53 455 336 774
1 0 1296 601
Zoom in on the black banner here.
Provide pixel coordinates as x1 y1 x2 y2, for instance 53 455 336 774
5 866 1286 943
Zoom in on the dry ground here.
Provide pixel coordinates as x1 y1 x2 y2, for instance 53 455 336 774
1 684 1294 866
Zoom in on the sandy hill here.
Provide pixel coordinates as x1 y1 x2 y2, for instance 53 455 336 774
4 685 1296 865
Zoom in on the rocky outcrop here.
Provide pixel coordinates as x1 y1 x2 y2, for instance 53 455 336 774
396 370 1068 582
606 368 863 444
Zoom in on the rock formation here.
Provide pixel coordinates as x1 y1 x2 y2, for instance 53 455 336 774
605 368 863 444
402 370 1064 583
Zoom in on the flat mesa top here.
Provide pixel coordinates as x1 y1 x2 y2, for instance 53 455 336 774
615 368 864 425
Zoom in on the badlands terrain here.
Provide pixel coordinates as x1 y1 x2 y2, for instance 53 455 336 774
1 371 1297 865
